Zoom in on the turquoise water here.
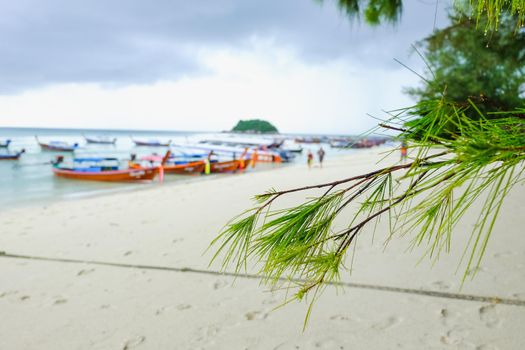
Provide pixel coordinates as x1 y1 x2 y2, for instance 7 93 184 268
0 128 211 209
0 127 354 209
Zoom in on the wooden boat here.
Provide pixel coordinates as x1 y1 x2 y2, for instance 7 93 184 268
36 136 79 152
134 151 244 174
210 159 242 173
53 166 158 182
134 154 206 175
0 139 11 148
164 160 206 175
173 143 287 162
84 135 117 144
0 149 25 160
52 157 160 182
131 137 171 147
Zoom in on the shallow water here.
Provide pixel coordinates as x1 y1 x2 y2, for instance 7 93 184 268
0 127 353 209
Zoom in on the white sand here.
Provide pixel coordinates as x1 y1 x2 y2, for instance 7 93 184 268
0 148 524 349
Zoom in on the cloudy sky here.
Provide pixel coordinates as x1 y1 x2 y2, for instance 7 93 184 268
0 0 450 134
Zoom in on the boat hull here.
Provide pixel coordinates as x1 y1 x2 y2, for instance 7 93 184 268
39 143 77 152
0 155 20 160
85 138 116 145
164 161 205 175
210 160 241 173
132 141 171 147
52 167 158 182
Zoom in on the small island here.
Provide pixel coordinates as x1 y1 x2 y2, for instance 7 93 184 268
231 119 278 134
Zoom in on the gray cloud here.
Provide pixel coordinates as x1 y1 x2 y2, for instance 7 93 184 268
0 0 449 93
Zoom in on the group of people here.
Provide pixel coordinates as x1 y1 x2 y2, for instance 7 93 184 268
307 147 325 169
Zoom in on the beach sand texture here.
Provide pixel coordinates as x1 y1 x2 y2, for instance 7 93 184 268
0 148 524 349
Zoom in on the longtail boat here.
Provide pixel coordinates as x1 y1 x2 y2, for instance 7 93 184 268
0 139 11 148
135 154 206 175
36 136 79 152
173 142 287 162
84 135 117 145
0 149 25 160
210 159 243 173
131 137 171 147
52 156 159 182
164 161 206 174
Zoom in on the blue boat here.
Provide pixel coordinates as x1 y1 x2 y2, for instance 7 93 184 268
0 149 25 160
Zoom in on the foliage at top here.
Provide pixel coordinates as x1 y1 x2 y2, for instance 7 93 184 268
231 119 279 133
457 0 525 29
318 0 402 25
406 13 525 122
322 0 525 28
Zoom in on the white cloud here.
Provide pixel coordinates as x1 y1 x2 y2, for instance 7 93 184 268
0 41 420 134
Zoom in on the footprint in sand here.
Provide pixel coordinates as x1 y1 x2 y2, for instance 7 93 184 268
172 238 184 244
329 314 353 322
262 297 278 305
493 251 515 258
53 298 68 305
511 293 525 299
439 308 461 326
244 311 268 321
176 304 191 311
195 324 221 341
440 327 470 346
312 338 345 349
475 345 499 350
272 344 303 350
430 280 452 291
371 316 402 330
155 304 192 315
77 268 95 276
123 251 133 256
479 304 502 328
212 279 228 290
122 335 146 349
0 291 18 298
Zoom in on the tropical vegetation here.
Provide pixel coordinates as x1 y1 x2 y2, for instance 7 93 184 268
210 0 525 323
231 119 279 133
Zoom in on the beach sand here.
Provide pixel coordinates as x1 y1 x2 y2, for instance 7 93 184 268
0 147 524 349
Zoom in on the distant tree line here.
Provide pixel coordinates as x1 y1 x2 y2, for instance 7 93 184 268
232 119 279 133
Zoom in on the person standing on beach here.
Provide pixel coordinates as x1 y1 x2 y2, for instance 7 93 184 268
400 142 408 163
317 147 326 168
307 151 314 169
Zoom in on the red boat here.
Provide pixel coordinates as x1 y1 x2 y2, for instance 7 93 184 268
52 166 159 182
210 159 242 173
51 155 167 182
163 161 206 175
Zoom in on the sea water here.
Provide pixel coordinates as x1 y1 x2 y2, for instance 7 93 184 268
0 127 354 209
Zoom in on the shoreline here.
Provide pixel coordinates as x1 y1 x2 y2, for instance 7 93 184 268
2 148 356 212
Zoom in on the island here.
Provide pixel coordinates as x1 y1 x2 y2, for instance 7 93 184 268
231 119 278 134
